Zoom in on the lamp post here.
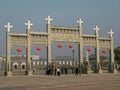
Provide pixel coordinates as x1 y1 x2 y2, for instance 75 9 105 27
72 50 75 73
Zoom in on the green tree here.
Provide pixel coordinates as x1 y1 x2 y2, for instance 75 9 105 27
114 47 120 64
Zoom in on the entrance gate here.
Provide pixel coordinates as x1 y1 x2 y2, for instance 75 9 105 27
4 16 116 76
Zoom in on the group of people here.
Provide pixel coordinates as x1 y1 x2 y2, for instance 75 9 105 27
46 67 61 76
46 67 81 76
32 63 82 76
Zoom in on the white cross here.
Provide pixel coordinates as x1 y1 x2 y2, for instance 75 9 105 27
25 20 33 30
45 16 53 24
4 22 13 32
77 18 83 27
93 25 100 34
108 29 114 37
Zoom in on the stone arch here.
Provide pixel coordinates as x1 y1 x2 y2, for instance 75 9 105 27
13 62 19 69
5 16 116 76
21 62 26 69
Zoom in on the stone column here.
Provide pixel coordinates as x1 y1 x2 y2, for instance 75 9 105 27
45 16 52 66
94 26 102 73
108 29 117 73
76 18 83 75
25 20 33 76
4 22 13 76
77 18 83 67
46 24 52 66
26 30 32 76
79 29 83 66
6 31 12 76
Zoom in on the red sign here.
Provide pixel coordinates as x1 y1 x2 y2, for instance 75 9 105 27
87 48 91 52
36 47 42 51
58 44 63 48
102 50 106 54
17 48 22 52
68 44 73 48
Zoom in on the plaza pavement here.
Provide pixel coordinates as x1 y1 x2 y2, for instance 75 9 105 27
0 73 120 90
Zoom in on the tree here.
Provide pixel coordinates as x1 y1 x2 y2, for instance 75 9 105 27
114 47 120 64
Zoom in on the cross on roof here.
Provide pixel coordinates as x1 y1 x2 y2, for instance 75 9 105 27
108 29 114 37
93 25 100 34
45 16 53 24
25 20 33 30
77 18 83 27
4 22 13 32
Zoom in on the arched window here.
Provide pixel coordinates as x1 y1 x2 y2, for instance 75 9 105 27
14 65 17 69
22 65 25 69
13 62 18 69
21 62 26 69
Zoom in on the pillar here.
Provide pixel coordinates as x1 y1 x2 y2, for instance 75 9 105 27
108 36 117 73
95 47 102 73
6 31 12 76
46 24 52 66
26 29 32 76
93 26 102 73
95 35 102 73
5 22 13 76
78 25 83 75
95 38 103 73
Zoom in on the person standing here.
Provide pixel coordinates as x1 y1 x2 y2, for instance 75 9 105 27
54 67 57 76
75 67 79 75
46 68 50 75
64 67 68 74
57 67 61 76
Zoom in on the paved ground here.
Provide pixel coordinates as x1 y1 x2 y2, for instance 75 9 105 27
0 73 120 90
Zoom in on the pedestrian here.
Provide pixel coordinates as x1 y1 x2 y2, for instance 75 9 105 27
46 68 50 75
54 67 57 76
64 67 68 74
57 67 61 76
118 64 120 71
33 68 36 74
75 67 79 75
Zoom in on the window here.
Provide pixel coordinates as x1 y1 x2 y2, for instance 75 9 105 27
14 65 17 69
22 65 25 69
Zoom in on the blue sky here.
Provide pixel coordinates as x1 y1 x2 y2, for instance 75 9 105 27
0 0 120 57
